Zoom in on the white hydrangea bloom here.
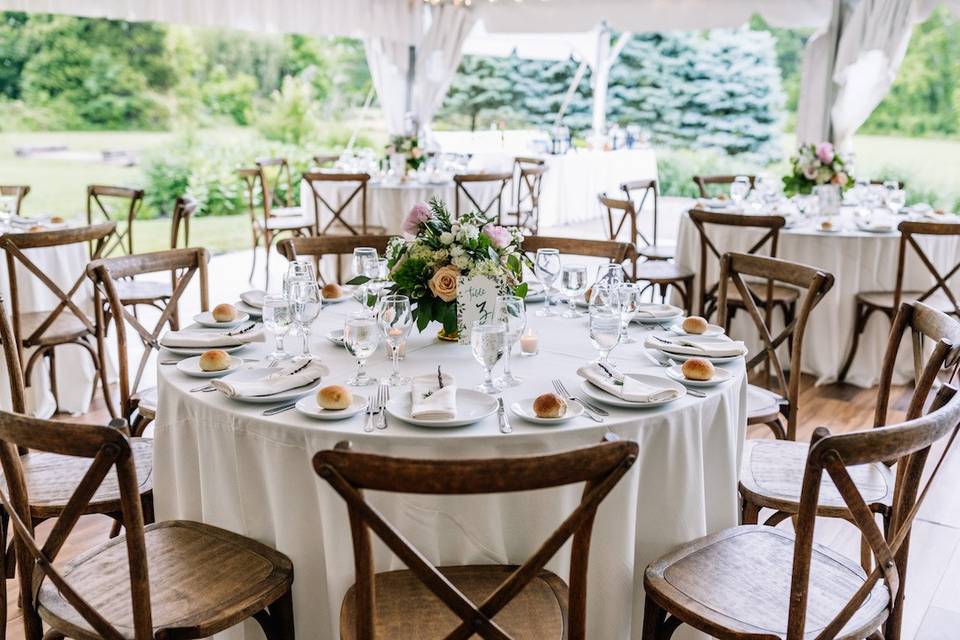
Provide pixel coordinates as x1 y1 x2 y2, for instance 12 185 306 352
452 255 471 270
439 231 454 245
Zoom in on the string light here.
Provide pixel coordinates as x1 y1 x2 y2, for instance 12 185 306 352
422 0 547 4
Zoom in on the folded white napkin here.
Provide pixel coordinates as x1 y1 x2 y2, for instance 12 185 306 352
160 327 263 349
411 373 457 420
211 358 329 398
634 304 681 319
645 334 746 359
577 364 680 403
696 198 734 210
240 290 266 309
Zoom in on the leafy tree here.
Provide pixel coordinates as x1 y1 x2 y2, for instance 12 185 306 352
440 55 518 131
513 56 592 132
202 65 257 126
0 12 31 99
257 75 321 145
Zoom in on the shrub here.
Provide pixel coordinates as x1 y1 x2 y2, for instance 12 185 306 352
201 65 257 126
256 75 321 145
656 148 773 197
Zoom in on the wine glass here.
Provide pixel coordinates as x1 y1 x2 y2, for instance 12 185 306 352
595 263 625 289
362 257 389 311
344 313 380 386
471 320 506 394
494 295 526 388
730 176 750 206
560 265 588 318
261 294 292 361
884 181 906 213
283 259 315 296
588 285 621 364
534 248 561 317
351 247 378 307
289 280 321 359
617 282 641 344
377 295 412 386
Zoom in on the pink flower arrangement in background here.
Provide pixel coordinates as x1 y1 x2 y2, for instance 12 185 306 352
815 142 835 164
783 142 854 196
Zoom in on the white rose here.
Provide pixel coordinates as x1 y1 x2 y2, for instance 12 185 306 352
451 224 461 234
439 231 454 245
460 224 479 240
433 249 449 262
450 245 464 258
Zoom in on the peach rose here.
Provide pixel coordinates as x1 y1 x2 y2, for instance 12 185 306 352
428 265 459 302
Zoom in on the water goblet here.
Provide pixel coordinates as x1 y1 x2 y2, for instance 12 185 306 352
351 247 379 306
560 265 588 318
730 175 751 207
884 182 906 213
283 259 315 296
344 312 380 386
494 295 526 388
534 248 561 316
261 294 292 361
377 295 413 386
588 285 621 364
471 321 506 394
289 280 321 359
617 282 641 344
594 263 625 290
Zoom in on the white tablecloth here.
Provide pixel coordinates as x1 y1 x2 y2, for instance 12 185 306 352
154 299 747 640
675 208 960 387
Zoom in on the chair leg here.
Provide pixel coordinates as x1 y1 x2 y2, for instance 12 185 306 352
741 498 760 525
838 302 867 383
642 595 667 640
765 418 786 440
254 588 296 640
264 231 274 290
47 349 58 412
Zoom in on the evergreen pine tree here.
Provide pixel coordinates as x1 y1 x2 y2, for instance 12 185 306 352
439 54 517 131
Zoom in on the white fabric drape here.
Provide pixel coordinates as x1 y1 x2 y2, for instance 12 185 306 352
363 36 411 136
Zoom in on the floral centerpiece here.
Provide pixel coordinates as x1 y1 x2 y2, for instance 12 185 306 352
381 198 528 338
386 134 425 171
782 142 854 196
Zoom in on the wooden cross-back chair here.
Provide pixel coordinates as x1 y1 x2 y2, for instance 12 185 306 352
314 435 638 640
86 185 144 257
718 253 835 440
313 153 340 168
453 172 512 223
239 167 313 287
0 186 30 216
740 301 960 572
277 235 391 286
839 219 960 382
520 236 637 283
88 248 210 435
619 179 674 261
688 208 798 326
692 174 755 199
255 157 301 215
302 171 380 236
170 195 198 250
644 382 960 640
0 410 295 640
0 222 115 414
509 157 546 234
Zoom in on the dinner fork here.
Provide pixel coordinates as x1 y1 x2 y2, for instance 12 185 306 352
376 384 389 430
363 392 376 433
551 379 604 423
554 379 609 416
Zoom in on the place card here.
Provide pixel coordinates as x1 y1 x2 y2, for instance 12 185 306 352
456 275 509 344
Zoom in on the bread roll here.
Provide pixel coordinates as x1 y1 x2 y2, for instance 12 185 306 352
681 316 709 335
212 303 238 322
317 385 352 410
322 283 342 299
533 393 567 418
583 286 593 303
199 349 231 372
681 358 715 381
28 225 44 232
49 216 65 224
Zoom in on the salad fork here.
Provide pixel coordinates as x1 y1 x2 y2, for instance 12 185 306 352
376 384 389 430
552 379 604 423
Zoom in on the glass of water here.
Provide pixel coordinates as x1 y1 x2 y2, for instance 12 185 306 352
261 294 292 360
471 320 506 394
494 295 526 388
617 282 641 344
588 285 621 364
377 295 412 386
289 280 321 359
534 248 561 317
560 265 588 318
344 313 380 386
884 182 906 213
730 175 750 206
351 247 379 307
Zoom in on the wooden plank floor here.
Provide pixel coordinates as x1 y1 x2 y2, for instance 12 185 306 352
3 376 959 639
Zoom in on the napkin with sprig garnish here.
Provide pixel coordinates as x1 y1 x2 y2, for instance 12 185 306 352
160 323 263 349
411 367 457 419
240 290 266 309
211 358 328 398
644 334 746 359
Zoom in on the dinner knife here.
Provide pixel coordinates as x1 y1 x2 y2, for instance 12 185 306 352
263 401 297 416
496 398 512 434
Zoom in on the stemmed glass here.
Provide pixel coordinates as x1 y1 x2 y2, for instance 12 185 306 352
365 258 390 305
560 265 587 318
351 247 379 309
377 295 413 386
494 295 526 388
343 312 380 386
730 175 750 207
534 248 561 317
617 282 641 344
261 294 292 361
884 181 906 213
471 320 506 394
588 285 621 364
283 259 315 296
289 280 321 359
595 263 625 290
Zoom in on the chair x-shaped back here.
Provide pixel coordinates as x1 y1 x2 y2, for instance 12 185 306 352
86 185 144 257
453 173 512 223
302 172 371 235
893 220 960 317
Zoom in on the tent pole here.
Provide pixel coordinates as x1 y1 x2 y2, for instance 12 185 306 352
405 44 416 128
591 22 611 135
554 59 589 127
824 0 843 144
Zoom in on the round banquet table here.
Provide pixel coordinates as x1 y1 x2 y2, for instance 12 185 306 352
674 207 960 388
154 299 747 640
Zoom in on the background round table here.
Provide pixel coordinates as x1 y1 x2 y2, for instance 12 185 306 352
154 298 747 640
674 208 960 387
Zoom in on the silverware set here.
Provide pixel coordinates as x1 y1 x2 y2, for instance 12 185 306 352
364 384 389 432
552 379 607 423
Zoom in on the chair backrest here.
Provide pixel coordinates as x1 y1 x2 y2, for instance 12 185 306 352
785 384 960 640
620 179 660 247
521 235 636 278
0 185 30 216
0 223 116 356
86 185 144 256
237 167 265 226
276 235 391 285
598 193 639 248
313 153 340 168
0 410 152 640
87 248 210 419
314 436 638 640
692 174 755 198
891 220 960 317
169 196 198 250
688 208 785 318
512 160 546 233
453 172 512 221
302 171 371 235
255 157 295 213
717 253 834 439
0 296 25 415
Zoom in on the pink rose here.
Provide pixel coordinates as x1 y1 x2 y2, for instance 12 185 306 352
385 145 396 155
411 147 423 159
402 202 431 236
815 142 834 164
482 224 511 249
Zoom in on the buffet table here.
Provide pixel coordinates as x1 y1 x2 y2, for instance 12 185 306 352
154 298 747 640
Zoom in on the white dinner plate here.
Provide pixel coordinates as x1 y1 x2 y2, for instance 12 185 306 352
175 355 244 378
665 365 734 388
326 329 345 346
855 220 896 233
215 368 323 404
524 284 546 303
236 301 262 318
634 303 684 325
161 343 246 357
322 294 349 304
295 394 368 420
386 389 498 428
193 311 251 328
669 321 725 337
579 374 686 408
510 397 584 425
650 334 746 364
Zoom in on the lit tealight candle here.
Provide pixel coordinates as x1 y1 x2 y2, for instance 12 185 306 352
519 328 539 356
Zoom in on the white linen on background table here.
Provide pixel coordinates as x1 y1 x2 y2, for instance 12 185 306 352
674 208 960 387
154 297 746 640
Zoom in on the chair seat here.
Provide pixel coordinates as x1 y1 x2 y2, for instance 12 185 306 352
739 439 894 517
265 215 313 231
38 521 293 640
133 386 157 419
747 384 783 421
727 282 800 306
269 206 305 218
638 245 675 261
0 438 153 520
115 279 172 304
19 311 92 346
635 261 694 283
856 290 957 314
340 565 568 640
644 526 890 640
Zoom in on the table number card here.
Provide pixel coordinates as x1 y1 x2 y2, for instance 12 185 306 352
456 275 508 344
